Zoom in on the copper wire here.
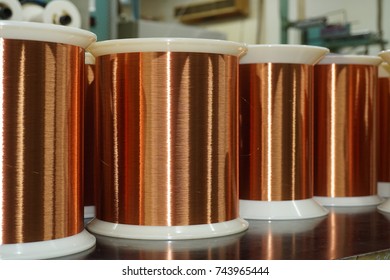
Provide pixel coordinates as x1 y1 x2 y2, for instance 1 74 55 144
95 52 239 226
314 64 377 197
0 39 84 244
239 63 313 201
377 77 390 182
84 59 95 207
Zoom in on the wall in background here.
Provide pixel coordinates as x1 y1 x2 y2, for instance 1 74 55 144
140 0 389 54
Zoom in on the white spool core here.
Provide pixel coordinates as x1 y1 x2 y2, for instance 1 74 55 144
239 198 329 220
87 218 249 240
0 230 96 260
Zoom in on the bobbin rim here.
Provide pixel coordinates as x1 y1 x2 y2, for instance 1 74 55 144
87 37 247 57
313 195 383 207
239 44 329 65
379 50 390 64
0 230 96 260
85 52 95 65
239 198 329 220
377 198 390 213
317 54 382 65
86 217 249 240
378 62 390 78
0 21 96 49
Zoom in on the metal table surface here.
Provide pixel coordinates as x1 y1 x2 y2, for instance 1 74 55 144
61 206 390 260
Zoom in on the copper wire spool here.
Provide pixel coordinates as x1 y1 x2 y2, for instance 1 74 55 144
0 21 96 259
378 50 390 213
313 55 382 206
377 63 390 198
86 38 248 240
83 52 96 218
240 63 313 201
377 72 390 182
239 45 329 220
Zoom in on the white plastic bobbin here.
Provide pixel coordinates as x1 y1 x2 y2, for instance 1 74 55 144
0 21 96 260
87 38 248 240
87 218 249 240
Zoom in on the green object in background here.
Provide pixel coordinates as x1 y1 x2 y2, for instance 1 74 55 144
89 0 117 41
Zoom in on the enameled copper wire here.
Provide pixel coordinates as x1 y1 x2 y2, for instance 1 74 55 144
377 75 390 182
314 64 377 197
0 39 84 244
239 63 313 201
95 51 239 226
84 55 95 208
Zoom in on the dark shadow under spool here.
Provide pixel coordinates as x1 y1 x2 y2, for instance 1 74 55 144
0 21 96 259
86 38 248 240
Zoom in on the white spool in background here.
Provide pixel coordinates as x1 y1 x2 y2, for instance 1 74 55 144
0 0 22 20
21 3 45 22
21 0 81 28
44 0 81 28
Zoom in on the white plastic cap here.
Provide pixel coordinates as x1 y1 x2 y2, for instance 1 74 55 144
87 38 247 58
85 52 95 65
378 63 390 78
239 44 329 65
317 54 382 65
379 50 390 64
0 20 96 48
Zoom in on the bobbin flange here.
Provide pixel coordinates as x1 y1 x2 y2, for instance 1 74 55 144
87 218 249 240
378 199 390 213
239 199 329 220
0 230 96 260
313 195 383 207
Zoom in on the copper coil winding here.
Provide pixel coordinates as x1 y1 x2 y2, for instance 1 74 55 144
314 64 377 197
0 39 84 244
95 52 239 226
377 76 390 182
239 63 313 201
